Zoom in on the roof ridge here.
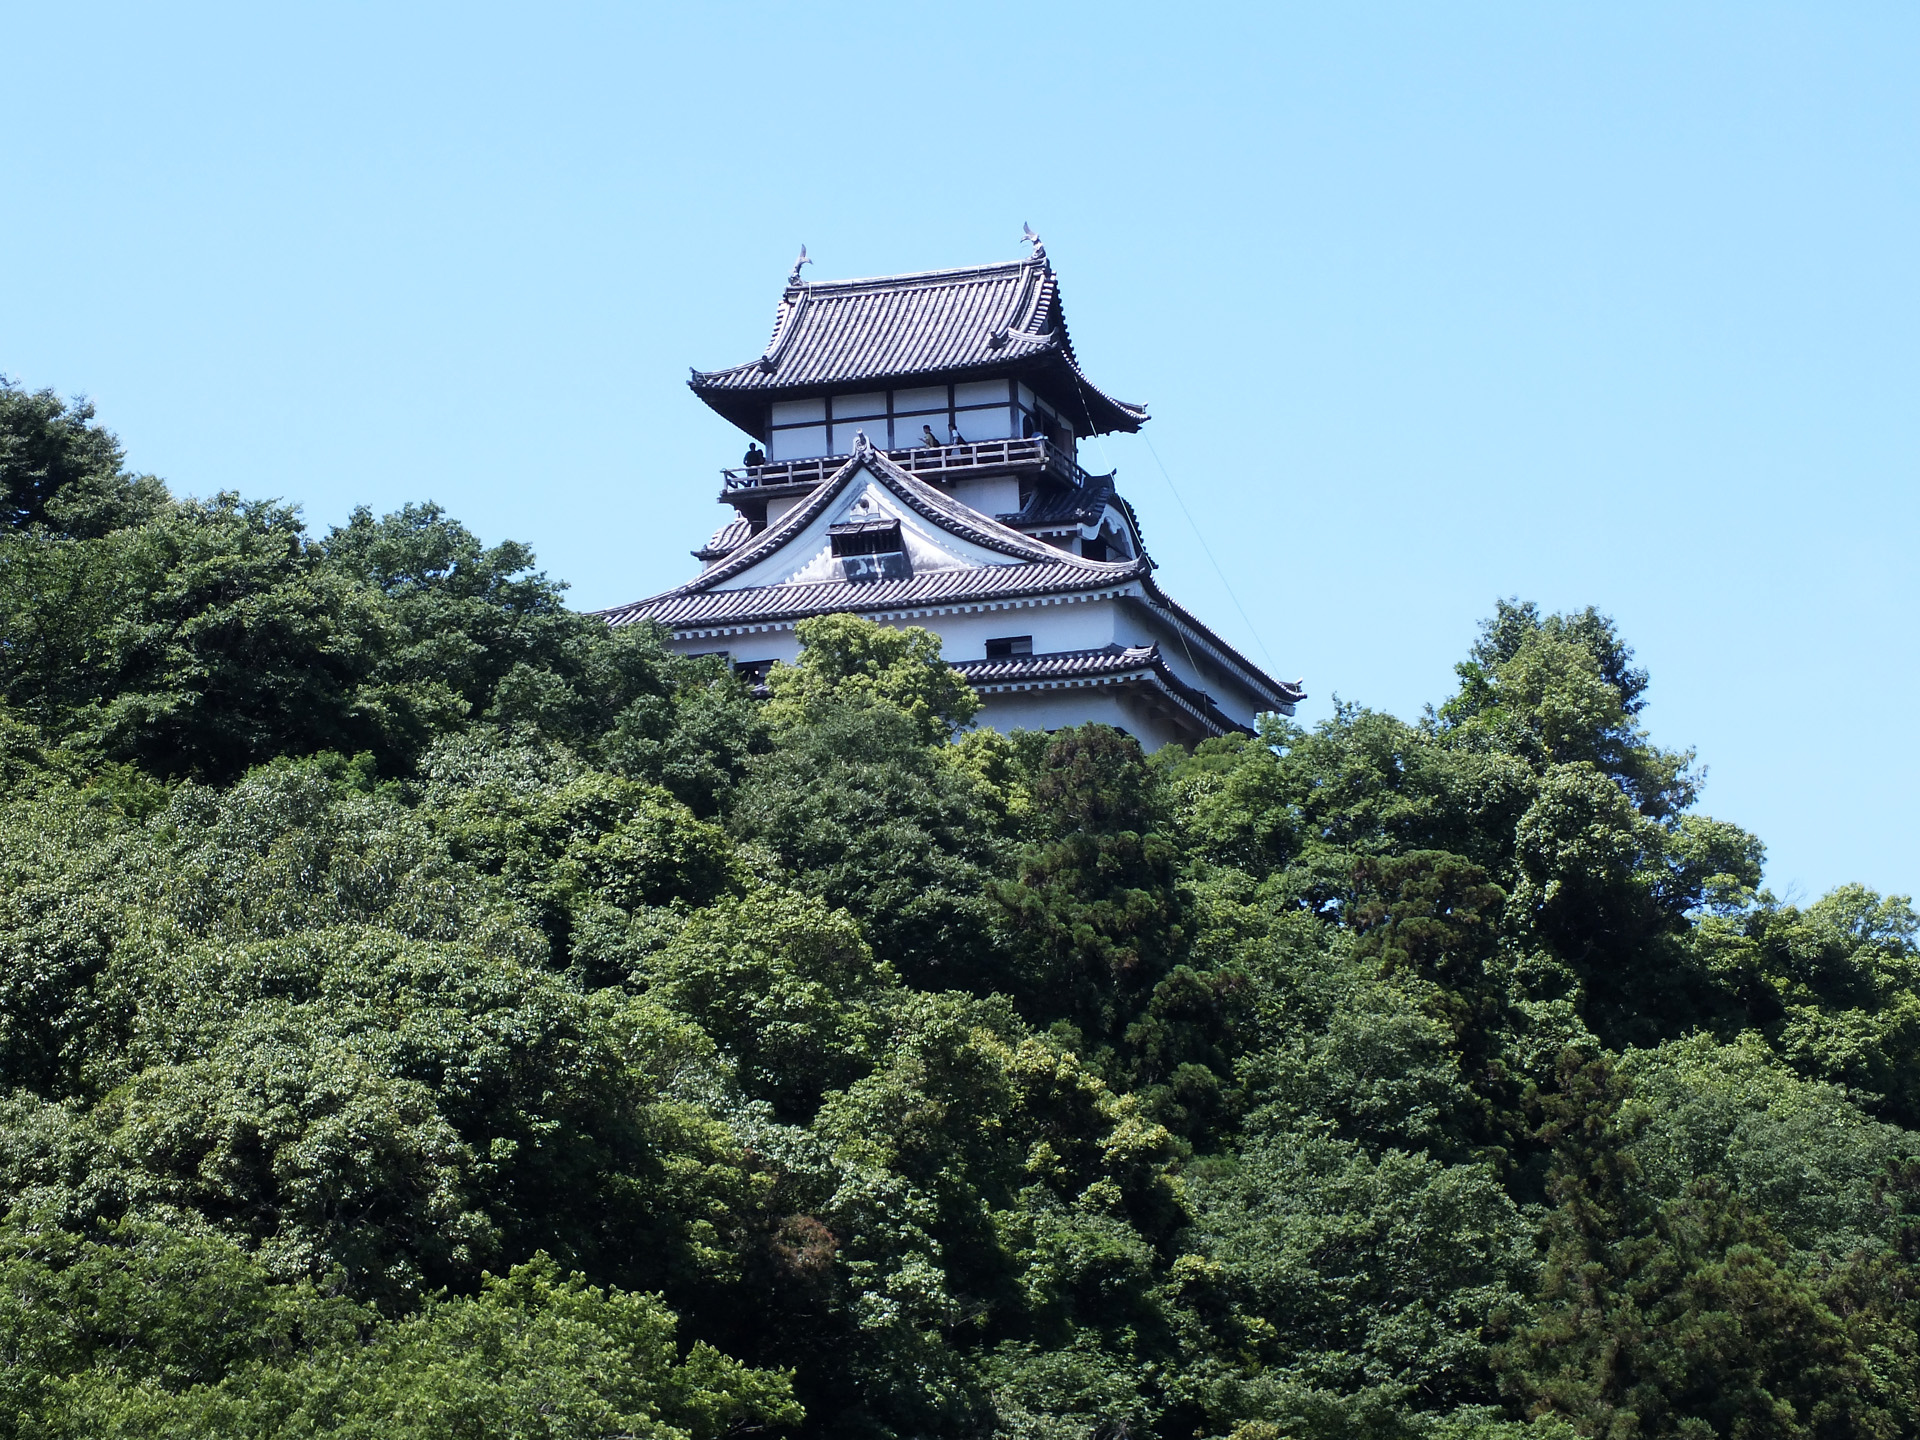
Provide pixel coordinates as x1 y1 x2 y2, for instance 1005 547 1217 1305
692 515 754 561
1025 269 1058 337
987 262 1047 350
797 257 1037 292
948 641 1257 735
679 449 872 592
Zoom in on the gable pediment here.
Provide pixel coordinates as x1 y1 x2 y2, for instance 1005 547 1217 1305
593 440 1154 628
716 466 1030 591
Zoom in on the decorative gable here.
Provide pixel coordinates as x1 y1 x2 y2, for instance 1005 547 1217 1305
717 466 1037 592
596 438 1154 633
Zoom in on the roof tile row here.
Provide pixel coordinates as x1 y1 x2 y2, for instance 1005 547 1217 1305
693 516 754 561
598 559 1141 630
697 261 1052 392
688 257 1146 437
953 643 1161 683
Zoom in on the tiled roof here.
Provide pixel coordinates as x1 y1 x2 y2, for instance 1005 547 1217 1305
599 441 1302 719
1136 577 1305 712
692 516 754 562
599 559 1142 630
954 643 1268 733
679 441 1137 590
688 256 1147 438
1002 475 1130 528
595 441 1150 630
1005 476 1115 528
997 478 1147 556
954 643 1161 684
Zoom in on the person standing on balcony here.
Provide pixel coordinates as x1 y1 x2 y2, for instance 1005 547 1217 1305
743 443 766 468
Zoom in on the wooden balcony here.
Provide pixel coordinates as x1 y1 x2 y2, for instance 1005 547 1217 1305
720 437 1096 494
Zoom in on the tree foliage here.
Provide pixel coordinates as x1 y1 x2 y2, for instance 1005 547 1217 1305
1 389 1917 1439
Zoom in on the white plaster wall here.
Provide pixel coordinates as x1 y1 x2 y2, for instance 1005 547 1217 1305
1096 506 1139 558
975 688 1191 752
664 600 1121 671
1108 690 1199 752
660 614 1204 750
947 474 1021 516
769 426 828 460
976 689 1126 736
950 405 1013 441
924 598 1119 659
727 469 1041 592
666 628 801 668
663 594 1145 664
771 399 826 426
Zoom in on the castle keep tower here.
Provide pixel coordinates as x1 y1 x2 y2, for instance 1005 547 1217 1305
596 237 1302 749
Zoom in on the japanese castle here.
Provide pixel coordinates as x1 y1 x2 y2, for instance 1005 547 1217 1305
596 235 1302 750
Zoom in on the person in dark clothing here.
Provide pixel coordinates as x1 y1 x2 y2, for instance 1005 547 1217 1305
743 444 767 468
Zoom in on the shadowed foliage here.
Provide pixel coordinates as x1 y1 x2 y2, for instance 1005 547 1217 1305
2 389 1917 1440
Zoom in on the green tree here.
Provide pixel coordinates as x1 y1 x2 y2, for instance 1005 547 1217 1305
0 377 166 537
729 701 1005 988
640 888 894 1119
13 385 1920 1440
764 613 980 744
0 1214 362 1431
1692 885 1920 1128
1499 1051 1909 1440
0 1232 799 1440
418 730 739 969
0 494 422 781
1440 600 1690 820
997 725 1188 1058
1196 1134 1534 1411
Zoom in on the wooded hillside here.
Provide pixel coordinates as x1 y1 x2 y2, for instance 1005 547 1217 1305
3 376 1917 1439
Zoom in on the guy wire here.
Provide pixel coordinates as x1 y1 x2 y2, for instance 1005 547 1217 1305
1071 390 1203 678
1139 433 1279 674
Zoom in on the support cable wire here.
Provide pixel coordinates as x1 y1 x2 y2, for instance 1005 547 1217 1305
1138 433 1280 674
1070 392 1204 679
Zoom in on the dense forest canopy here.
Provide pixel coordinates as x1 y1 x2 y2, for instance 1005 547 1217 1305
2 374 1918 1439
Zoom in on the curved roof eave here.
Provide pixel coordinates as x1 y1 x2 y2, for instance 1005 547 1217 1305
1133 576 1307 714
590 437 1150 622
685 254 1147 438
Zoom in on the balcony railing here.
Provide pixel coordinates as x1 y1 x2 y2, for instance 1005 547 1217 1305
721 436 1096 493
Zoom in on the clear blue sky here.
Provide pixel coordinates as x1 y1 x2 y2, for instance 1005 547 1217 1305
4 4 1915 901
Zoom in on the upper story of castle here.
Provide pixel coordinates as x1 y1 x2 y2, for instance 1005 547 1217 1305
686 235 1150 562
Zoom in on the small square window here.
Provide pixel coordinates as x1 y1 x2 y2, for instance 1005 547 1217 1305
985 636 1033 660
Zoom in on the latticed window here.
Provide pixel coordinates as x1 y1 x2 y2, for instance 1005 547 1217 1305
829 520 909 580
